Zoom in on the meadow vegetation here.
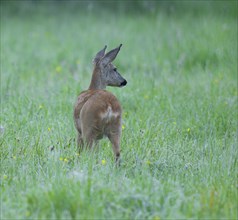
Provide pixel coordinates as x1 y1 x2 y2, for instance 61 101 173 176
1 1 237 219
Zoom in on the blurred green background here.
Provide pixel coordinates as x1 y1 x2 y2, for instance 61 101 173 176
2 0 237 16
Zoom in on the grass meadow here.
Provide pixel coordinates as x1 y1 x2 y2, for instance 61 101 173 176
1 1 237 219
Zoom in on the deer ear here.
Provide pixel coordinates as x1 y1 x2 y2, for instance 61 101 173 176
93 45 107 65
100 44 122 66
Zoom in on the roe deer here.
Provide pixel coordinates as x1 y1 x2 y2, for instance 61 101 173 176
73 44 127 162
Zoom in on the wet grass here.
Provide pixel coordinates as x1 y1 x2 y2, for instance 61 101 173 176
1 2 237 219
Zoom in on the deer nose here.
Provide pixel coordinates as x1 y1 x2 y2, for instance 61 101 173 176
120 80 127 87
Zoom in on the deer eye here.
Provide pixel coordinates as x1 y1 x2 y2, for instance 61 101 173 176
113 68 117 72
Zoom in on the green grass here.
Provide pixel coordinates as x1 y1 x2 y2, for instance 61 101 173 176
1 2 237 219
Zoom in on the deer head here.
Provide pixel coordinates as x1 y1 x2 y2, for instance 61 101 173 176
89 44 127 90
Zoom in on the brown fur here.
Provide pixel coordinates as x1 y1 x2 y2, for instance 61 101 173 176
73 45 126 162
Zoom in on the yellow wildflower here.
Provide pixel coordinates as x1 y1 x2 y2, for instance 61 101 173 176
122 125 125 130
55 65 62 73
48 127 51 132
59 157 63 161
101 159 106 165
3 175 8 180
146 160 151 165
64 158 68 163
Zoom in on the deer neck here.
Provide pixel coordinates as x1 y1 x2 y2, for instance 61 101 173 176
88 68 106 90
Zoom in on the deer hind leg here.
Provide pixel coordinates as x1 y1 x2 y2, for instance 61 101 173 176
77 132 84 152
107 116 122 164
74 115 84 151
108 133 121 164
82 126 100 150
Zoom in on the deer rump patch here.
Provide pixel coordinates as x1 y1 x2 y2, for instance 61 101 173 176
100 105 120 123
79 90 122 135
